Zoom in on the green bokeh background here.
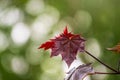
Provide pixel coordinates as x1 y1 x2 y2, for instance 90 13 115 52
0 0 120 80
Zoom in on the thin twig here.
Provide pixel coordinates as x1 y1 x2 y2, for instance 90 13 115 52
95 72 120 75
85 50 118 72
117 59 120 72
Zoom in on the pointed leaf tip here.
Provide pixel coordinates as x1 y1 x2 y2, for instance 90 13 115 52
64 26 68 35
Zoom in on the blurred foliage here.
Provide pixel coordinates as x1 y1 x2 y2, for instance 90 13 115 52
0 0 120 80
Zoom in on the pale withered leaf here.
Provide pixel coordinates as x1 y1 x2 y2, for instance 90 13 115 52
64 63 95 80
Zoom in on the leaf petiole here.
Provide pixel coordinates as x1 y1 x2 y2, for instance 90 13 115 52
85 50 118 72
94 72 120 75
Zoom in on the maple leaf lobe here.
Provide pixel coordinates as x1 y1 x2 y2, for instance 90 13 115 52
38 41 54 50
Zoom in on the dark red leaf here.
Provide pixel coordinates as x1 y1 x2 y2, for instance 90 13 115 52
39 26 85 67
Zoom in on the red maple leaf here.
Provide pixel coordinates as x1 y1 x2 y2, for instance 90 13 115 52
38 26 85 67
